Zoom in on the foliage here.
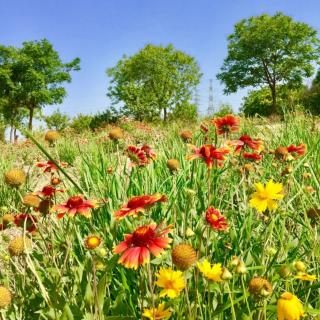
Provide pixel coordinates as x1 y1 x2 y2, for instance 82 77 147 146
0 39 80 130
168 101 198 121
107 44 202 121
44 109 70 131
241 86 304 117
214 103 234 117
89 107 122 130
217 12 320 113
302 70 320 115
70 114 93 133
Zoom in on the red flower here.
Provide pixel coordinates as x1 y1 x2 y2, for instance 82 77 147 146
113 223 172 269
186 144 229 169
52 195 98 219
234 135 263 153
287 144 306 157
14 214 37 233
36 160 67 173
212 114 240 135
35 185 64 198
205 207 228 231
114 194 167 220
126 146 149 167
243 152 263 162
141 145 157 160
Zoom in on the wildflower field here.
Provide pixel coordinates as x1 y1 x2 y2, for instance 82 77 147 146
0 114 319 320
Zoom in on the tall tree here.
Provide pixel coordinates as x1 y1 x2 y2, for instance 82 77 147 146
107 44 201 121
0 39 80 131
217 13 320 114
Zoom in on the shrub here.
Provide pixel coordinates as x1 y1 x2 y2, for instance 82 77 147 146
70 114 93 133
214 103 234 117
45 109 70 131
169 102 198 122
90 107 122 130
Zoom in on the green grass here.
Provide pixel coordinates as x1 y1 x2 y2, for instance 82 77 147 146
0 114 319 319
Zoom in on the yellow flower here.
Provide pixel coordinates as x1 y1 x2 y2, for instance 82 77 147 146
142 303 171 319
197 259 223 282
155 268 185 298
295 273 317 282
249 180 284 213
84 235 102 250
277 292 304 320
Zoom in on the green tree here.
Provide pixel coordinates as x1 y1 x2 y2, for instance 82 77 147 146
217 13 320 114
70 114 92 133
0 39 80 131
45 109 70 131
302 70 320 115
89 107 122 129
214 103 234 117
169 101 198 121
241 86 304 117
107 44 201 121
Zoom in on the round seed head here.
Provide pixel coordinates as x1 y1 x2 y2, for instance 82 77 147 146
4 169 26 187
0 286 11 309
45 130 59 142
8 236 32 256
172 243 197 271
167 159 180 171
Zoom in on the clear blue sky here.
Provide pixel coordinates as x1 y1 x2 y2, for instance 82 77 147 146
1 0 320 116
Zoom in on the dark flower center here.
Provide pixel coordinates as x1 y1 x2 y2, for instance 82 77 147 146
67 196 84 208
132 226 155 247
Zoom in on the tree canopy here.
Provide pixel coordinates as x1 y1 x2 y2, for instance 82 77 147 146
217 12 320 114
0 39 80 131
107 44 202 121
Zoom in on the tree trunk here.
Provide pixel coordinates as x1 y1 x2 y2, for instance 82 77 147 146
270 86 277 115
163 107 167 121
14 128 17 143
28 107 34 131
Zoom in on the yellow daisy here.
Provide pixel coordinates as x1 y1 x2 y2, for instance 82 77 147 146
142 303 171 319
249 180 284 213
295 273 317 282
277 292 304 320
155 268 185 298
197 259 223 282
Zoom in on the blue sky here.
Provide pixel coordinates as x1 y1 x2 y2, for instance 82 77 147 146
1 0 320 116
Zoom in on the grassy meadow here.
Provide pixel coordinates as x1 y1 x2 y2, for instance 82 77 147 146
0 114 319 319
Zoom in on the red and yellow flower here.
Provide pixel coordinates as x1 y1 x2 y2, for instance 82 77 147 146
186 144 229 169
114 194 167 220
14 214 37 233
35 160 67 173
35 185 64 198
212 114 240 135
287 144 306 158
234 135 263 153
243 152 263 162
126 146 150 167
52 195 98 219
113 223 172 269
205 207 228 231
141 144 157 160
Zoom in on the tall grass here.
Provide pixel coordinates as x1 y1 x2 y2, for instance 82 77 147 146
0 114 319 319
